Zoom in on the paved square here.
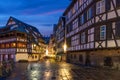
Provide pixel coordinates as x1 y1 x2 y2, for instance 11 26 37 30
6 60 120 80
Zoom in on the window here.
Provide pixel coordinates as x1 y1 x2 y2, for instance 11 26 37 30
67 24 72 33
32 56 34 59
79 55 83 62
116 0 120 8
104 57 113 66
11 43 16 47
78 0 82 7
71 54 73 59
106 0 111 11
71 34 80 46
96 0 105 14
79 16 81 26
67 38 71 47
88 28 94 42
115 21 120 38
1 44 5 48
81 14 84 24
6 44 10 48
87 7 93 19
67 11 72 20
74 54 76 59
76 1 79 10
72 6 75 14
84 11 87 22
10 25 18 30
100 25 106 40
81 32 86 43
35 56 37 58
72 18 78 30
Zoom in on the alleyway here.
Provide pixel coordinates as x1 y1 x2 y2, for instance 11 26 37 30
6 59 120 80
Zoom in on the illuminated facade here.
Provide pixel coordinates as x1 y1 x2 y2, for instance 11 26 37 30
54 17 66 61
55 0 120 69
0 17 45 62
48 34 55 55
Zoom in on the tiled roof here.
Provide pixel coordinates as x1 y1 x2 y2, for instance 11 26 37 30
8 16 42 36
0 16 44 45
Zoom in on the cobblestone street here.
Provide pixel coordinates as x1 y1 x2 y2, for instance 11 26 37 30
6 59 120 80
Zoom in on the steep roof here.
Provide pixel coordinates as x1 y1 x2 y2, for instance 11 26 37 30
0 16 44 46
6 16 42 36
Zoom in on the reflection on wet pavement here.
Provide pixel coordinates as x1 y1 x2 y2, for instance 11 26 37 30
26 60 78 80
6 59 120 80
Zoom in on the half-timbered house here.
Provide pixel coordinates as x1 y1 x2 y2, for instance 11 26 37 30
0 17 45 62
55 17 66 61
58 0 120 69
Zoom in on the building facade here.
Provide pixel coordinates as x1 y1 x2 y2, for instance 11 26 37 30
0 17 46 62
48 34 55 56
54 17 66 61
55 0 120 69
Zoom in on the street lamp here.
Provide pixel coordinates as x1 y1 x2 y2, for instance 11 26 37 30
62 16 68 62
33 44 36 47
45 49 48 56
63 43 67 53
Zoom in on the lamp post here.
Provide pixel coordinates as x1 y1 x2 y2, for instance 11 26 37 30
45 49 48 56
62 16 68 62
63 43 67 53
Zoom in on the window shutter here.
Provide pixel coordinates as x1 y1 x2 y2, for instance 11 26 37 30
107 23 112 39
95 26 100 41
115 21 120 38
91 5 95 17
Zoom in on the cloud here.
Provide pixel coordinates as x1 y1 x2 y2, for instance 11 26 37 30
39 9 65 15
0 0 70 36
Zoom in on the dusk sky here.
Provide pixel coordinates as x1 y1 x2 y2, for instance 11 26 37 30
0 0 71 36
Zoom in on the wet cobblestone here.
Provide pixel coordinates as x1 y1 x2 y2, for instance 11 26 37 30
6 60 120 80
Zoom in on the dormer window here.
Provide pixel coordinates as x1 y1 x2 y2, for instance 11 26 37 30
8 19 16 25
10 25 18 30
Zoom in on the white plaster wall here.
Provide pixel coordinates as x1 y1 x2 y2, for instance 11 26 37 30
16 53 28 62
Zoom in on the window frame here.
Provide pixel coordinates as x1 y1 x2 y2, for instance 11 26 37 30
81 32 86 43
100 25 106 40
96 0 105 14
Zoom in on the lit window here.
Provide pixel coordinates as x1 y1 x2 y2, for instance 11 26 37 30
1 44 5 48
11 43 16 47
17 49 19 52
100 25 106 40
6 44 10 48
